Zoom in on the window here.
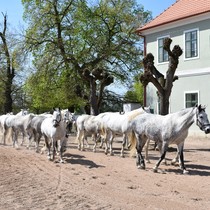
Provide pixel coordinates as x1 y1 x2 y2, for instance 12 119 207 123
158 37 169 63
185 92 199 108
184 29 199 59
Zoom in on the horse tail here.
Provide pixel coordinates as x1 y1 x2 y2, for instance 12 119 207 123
128 130 137 157
100 123 106 138
6 127 13 144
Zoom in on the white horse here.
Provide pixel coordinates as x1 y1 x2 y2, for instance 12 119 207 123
75 114 96 150
100 107 150 157
27 109 73 152
41 108 68 162
2 109 30 147
129 105 210 174
0 112 13 144
26 114 51 151
76 111 116 152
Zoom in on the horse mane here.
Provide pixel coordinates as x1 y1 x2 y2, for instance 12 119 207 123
127 108 146 122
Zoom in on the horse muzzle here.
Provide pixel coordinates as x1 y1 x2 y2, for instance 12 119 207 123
204 126 210 134
53 120 60 127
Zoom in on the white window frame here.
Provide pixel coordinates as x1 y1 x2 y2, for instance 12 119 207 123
157 35 170 65
183 28 199 61
184 90 199 108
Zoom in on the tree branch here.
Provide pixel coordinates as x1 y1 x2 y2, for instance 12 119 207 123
140 53 164 94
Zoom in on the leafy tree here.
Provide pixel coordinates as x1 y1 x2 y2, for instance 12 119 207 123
22 0 151 114
124 75 144 104
140 38 182 115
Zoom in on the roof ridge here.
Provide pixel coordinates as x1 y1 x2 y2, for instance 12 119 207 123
137 0 210 33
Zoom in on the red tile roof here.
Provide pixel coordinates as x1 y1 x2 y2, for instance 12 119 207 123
137 0 210 33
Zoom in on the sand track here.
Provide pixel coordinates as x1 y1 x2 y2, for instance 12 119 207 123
0 135 210 210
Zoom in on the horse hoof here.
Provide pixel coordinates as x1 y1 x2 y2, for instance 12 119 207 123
153 167 158 173
137 165 145 170
183 170 189 174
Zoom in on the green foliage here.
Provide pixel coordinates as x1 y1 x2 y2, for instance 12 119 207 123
22 0 151 112
124 80 144 104
24 68 86 113
100 90 124 112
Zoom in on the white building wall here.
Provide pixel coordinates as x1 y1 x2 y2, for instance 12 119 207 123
144 18 210 137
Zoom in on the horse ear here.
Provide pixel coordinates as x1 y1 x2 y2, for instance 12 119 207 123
197 104 203 112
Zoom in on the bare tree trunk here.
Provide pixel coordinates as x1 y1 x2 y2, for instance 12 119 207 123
0 14 15 113
159 93 169 115
140 38 182 115
89 77 99 115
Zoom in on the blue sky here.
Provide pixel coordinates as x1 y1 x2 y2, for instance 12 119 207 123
0 0 176 95
138 0 176 18
1 0 176 27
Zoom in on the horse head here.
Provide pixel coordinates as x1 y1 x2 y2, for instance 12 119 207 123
62 109 74 124
142 106 151 113
52 108 61 127
196 104 210 134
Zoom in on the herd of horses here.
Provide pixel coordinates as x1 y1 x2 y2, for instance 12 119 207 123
0 104 209 174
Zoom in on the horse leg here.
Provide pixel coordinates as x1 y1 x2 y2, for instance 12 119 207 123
3 127 8 145
51 140 56 161
153 142 168 173
58 139 66 163
93 133 98 152
136 135 147 169
109 132 114 156
120 134 126 158
36 134 43 153
80 133 86 151
103 132 109 155
35 132 41 153
144 139 151 163
171 145 179 166
85 134 90 148
26 130 33 150
177 143 188 174
76 130 83 150
156 142 168 165
20 130 25 146
44 136 51 160
99 135 104 148
12 129 19 149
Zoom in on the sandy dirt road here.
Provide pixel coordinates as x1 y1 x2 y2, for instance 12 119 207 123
0 135 210 210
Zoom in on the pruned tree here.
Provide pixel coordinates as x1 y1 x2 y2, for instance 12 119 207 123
140 37 183 115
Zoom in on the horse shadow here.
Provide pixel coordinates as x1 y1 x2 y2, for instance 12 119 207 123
63 153 105 169
164 163 210 176
185 148 210 152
